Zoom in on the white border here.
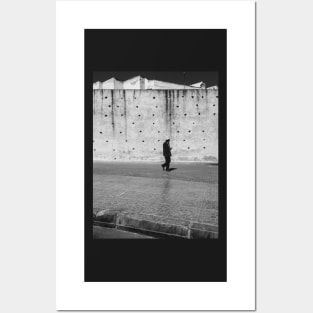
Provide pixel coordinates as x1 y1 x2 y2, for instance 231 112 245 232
56 1 255 310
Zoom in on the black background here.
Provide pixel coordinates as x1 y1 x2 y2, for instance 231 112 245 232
85 29 227 282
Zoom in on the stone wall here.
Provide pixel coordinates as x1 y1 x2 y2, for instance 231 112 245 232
93 89 218 162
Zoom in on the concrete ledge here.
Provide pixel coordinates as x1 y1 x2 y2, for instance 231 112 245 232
116 214 188 238
189 228 218 239
116 225 186 239
94 209 218 239
95 210 117 223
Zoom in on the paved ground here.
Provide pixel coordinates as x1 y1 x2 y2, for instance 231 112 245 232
93 161 218 238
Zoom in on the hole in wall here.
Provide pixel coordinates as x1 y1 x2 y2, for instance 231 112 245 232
132 122 135 125
202 96 204 98
138 114 141 117
188 147 190 149
139 130 142 133
120 131 122 134
108 105 111 108
154 148 156 150
132 148 135 150
121 114 124 116
113 149 115 151
202 130 205 132
198 113 201 115
213 104 216 107
155 106 158 108
192 96 194 98
176 106 179 108
152 114 155 116
136 106 139 108
173 122 175 125
158 131 160 133
114 158 116 160
105 96 108 99
153 97 156 99
142 140 145 142
188 130 191 133
99 132 102 134
125 140 128 142
213 113 216 116
203 147 206 149
94 149 96 151
106 140 109 142
104 115 107 117
177 131 179 133
184 113 187 116
153 123 155 125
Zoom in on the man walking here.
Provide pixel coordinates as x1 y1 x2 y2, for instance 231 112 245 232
161 139 172 171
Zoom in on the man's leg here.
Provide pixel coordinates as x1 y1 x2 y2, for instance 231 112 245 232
166 157 170 171
161 157 166 170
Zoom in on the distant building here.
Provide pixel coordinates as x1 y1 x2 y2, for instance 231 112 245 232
207 85 218 90
190 81 206 89
93 76 217 90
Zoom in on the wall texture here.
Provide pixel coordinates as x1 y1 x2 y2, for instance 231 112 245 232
93 89 218 162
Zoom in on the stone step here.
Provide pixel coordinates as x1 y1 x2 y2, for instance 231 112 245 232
93 209 218 239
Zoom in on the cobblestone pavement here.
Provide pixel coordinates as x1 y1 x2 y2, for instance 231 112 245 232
93 161 218 228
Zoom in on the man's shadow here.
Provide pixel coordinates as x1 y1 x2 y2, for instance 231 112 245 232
167 168 177 172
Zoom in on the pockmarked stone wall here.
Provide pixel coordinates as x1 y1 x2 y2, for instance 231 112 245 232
93 89 218 162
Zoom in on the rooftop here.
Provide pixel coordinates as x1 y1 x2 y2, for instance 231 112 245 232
93 76 218 90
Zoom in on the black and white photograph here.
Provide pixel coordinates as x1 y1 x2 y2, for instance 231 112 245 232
84 29 227 282
92 72 219 240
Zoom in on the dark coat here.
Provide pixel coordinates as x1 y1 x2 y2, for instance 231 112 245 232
163 142 171 157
